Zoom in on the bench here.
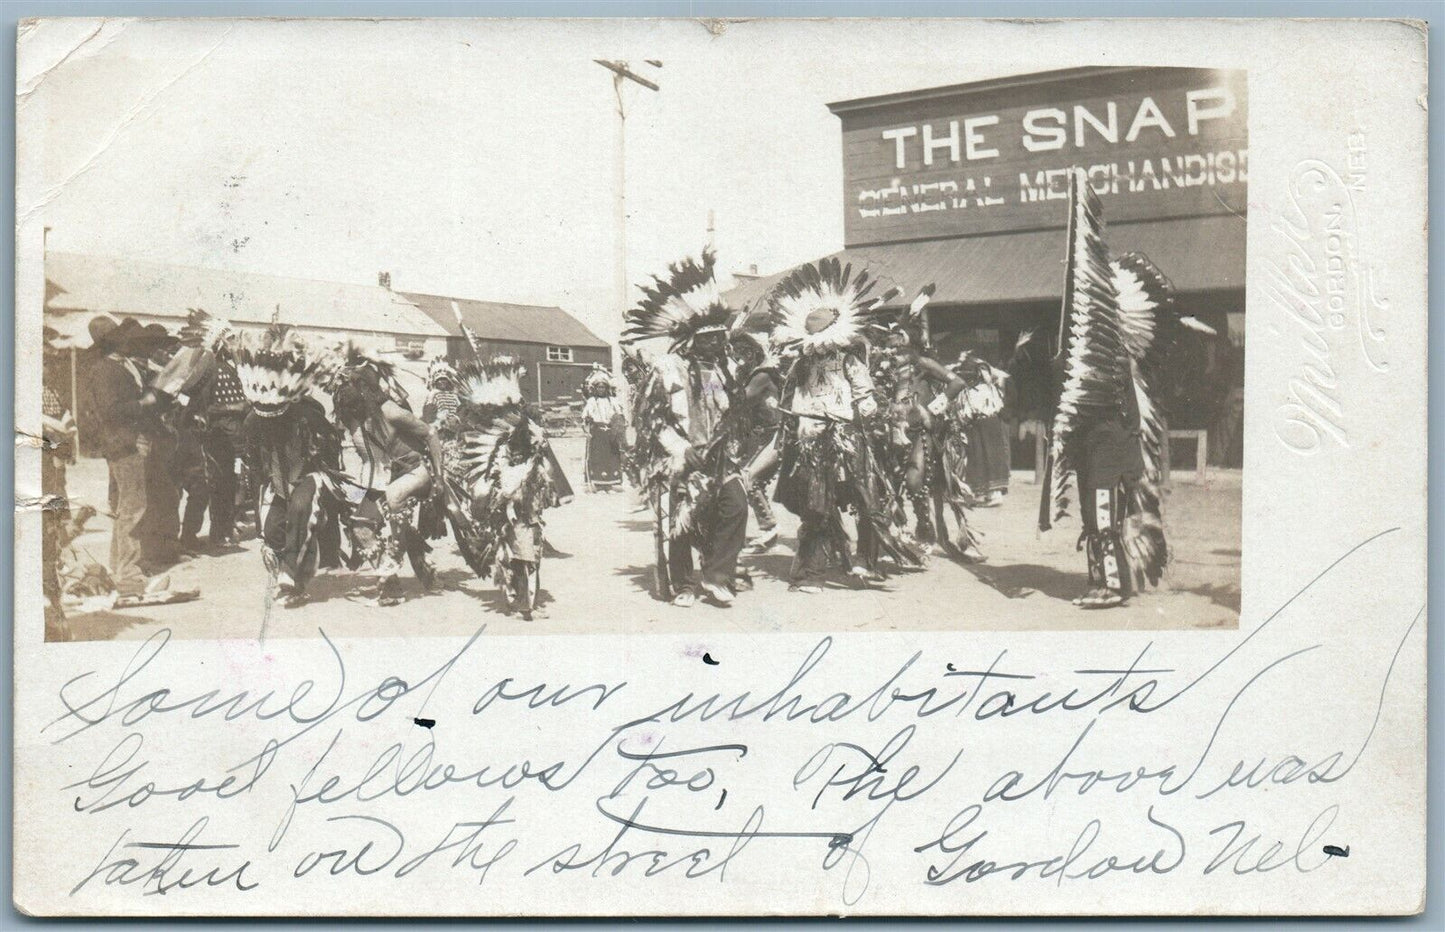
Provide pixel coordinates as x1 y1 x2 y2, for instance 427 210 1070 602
1026 425 1210 485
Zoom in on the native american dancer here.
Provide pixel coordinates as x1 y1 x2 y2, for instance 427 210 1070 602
769 259 925 593
581 364 625 492
622 250 748 608
449 355 561 619
327 348 446 606
416 359 465 540
618 346 650 487
729 317 785 554
863 339 912 519
181 311 346 612
1038 170 1213 608
873 288 985 563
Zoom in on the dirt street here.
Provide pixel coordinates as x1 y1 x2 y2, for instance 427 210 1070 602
56 437 1241 642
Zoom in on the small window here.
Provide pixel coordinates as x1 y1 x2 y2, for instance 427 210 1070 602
546 346 573 362
395 335 426 360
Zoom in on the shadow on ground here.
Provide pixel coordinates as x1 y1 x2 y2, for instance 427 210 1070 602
1177 582 1242 614
614 562 667 601
961 561 1080 602
63 609 155 642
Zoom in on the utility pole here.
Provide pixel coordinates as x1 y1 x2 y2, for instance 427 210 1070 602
595 60 659 382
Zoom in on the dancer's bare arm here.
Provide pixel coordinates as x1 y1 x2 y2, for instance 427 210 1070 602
382 401 447 501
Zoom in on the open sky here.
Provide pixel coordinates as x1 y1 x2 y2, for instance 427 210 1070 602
20 17 1078 341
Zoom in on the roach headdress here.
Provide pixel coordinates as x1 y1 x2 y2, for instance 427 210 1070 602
725 298 777 369
620 345 650 392
879 283 937 350
622 249 733 354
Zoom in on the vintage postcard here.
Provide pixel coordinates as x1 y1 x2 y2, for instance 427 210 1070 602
13 16 1427 916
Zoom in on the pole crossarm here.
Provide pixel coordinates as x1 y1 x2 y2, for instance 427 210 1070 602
593 59 660 91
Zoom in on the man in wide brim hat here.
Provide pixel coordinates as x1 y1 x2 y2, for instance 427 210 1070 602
97 316 145 355
87 313 119 351
87 315 157 597
126 322 176 360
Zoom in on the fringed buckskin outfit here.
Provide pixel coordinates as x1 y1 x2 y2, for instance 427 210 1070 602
768 259 926 590
454 355 562 620
622 249 748 607
181 312 345 608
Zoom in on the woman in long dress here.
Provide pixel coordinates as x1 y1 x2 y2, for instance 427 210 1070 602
952 349 1012 507
581 364 624 491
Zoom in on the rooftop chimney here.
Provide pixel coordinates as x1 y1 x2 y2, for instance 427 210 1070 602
378 271 392 289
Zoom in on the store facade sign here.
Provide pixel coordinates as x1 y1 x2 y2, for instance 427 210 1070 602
832 67 1248 247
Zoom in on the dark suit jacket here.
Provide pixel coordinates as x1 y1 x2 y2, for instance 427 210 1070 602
90 355 149 461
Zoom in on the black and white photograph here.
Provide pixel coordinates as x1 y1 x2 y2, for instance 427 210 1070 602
35 39 1246 642
12 15 1428 920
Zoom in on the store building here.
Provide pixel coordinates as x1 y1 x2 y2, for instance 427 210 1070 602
725 66 1247 467
404 291 612 404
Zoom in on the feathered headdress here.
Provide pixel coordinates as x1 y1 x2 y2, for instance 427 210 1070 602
323 343 409 419
581 363 616 398
461 355 526 409
453 412 556 577
766 258 890 357
180 308 237 356
1046 171 1131 514
427 357 459 389
622 249 733 353
880 284 937 349
1040 170 1203 589
232 325 322 418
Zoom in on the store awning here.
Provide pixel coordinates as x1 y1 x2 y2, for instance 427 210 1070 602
723 215 1246 311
